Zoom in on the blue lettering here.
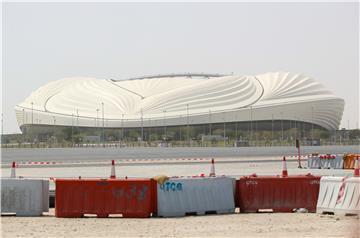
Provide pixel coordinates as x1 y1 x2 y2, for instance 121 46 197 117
176 183 182 191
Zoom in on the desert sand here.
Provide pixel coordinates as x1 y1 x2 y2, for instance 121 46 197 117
1 208 359 237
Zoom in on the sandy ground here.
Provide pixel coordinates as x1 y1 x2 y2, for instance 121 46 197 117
1 209 359 237
1 155 359 237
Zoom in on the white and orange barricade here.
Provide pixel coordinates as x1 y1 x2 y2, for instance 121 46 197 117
316 176 360 215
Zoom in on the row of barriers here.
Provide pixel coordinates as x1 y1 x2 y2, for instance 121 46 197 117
307 153 359 169
2 175 359 218
1 158 359 217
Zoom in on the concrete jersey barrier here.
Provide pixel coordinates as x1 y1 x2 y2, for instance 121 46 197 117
157 176 235 217
307 154 343 169
316 176 360 215
1 178 49 216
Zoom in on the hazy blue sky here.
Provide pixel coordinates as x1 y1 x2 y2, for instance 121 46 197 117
2 2 359 134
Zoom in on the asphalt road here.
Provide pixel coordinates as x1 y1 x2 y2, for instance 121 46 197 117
1 145 358 164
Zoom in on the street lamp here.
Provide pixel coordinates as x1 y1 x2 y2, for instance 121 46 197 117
281 112 284 146
209 110 212 136
121 114 124 142
311 106 314 146
141 108 144 142
31 102 34 143
71 113 74 145
249 106 253 145
53 116 56 144
186 104 190 146
22 109 25 142
102 102 104 144
179 115 182 141
223 112 226 147
163 109 167 141
271 114 274 146
96 108 99 141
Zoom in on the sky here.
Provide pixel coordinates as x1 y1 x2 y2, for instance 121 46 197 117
2 2 359 134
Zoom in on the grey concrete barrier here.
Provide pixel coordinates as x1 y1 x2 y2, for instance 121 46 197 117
157 176 235 217
308 154 344 169
1 179 49 216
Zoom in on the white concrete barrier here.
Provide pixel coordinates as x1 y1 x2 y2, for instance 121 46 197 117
1 179 49 216
157 176 235 217
316 176 360 215
308 154 343 169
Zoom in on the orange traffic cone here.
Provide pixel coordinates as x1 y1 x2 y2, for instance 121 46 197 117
281 156 288 177
354 157 359 177
10 161 16 178
110 160 116 179
209 158 215 177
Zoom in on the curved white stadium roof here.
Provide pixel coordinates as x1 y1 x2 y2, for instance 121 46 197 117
15 72 344 130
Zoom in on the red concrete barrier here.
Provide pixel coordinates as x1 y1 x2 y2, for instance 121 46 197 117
55 178 157 218
235 175 321 213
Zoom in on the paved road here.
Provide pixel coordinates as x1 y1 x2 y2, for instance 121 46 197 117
1 145 358 163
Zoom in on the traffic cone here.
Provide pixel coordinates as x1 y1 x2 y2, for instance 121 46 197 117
209 158 215 177
10 161 16 178
354 157 359 177
110 160 116 179
281 156 288 177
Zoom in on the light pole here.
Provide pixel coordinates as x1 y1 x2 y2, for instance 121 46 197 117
31 102 34 143
71 113 74 146
179 115 182 141
148 118 151 142
271 114 274 146
121 114 124 142
141 108 144 142
53 116 56 145
163 109 167 141
76 109 79 134
311 106 314 146
250 106 253 145
22 109 25 142
1 113 3 139
223 112 226 147
281 112 284 146
235 115 238 141
209 110 212 136
96 108 99 139
186 104 190 146
102 102 104 144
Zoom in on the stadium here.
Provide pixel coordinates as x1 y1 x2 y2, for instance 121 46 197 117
15 71 344 145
